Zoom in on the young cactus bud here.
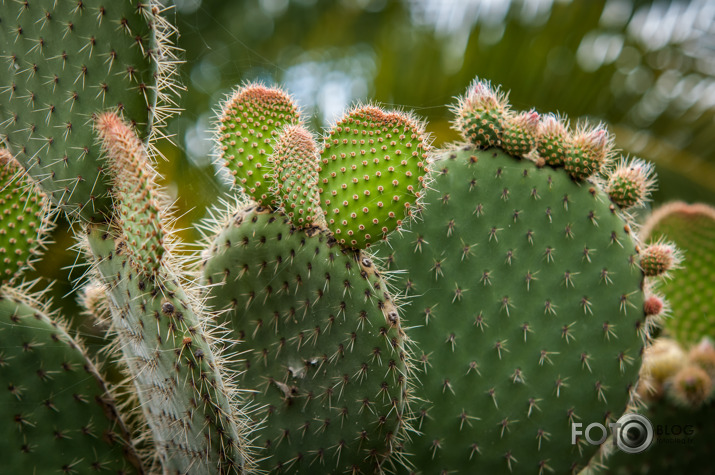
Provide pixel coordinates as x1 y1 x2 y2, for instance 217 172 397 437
500 109 540 157
564 123 613 180
668 364 713 408
452 78 510 148
606 158 656 209
270 125 322 227
643 294 665 317
217 83 300 203
318 105 430 248
642 338 687 384
537 114 569 166
640 240 680 277
95 112 164 275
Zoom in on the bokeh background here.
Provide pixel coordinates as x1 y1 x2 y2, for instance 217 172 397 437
36 0 715 338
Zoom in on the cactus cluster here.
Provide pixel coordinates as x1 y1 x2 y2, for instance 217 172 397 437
0 4 709 474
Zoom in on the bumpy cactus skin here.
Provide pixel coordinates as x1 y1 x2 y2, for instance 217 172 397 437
0 0 167 221
641 202 715 344
318 105 429 248
0 150 53 284
202 205 409 473
0 285 144 474
375 148 646 473
217 84 301 202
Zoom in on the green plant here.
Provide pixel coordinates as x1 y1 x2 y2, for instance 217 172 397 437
0 4 685 475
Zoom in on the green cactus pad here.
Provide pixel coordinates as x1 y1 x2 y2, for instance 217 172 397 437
270 125 322 226
217 84 300 202
0 0 164 221
373 148 646 473
87 226 251 474
641 202 715 344
0 286 144 473
1 151 53 284
318 105 429 248
201 205 409 473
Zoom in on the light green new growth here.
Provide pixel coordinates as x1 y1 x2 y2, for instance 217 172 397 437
318 105 430 248
0 149 53 284
217 84 301 203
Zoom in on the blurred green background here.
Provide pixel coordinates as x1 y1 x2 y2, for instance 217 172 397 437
35 0 715 335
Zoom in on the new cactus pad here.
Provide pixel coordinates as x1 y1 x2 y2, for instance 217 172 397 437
217 84 301 202
641 202 714 343
0 285 144 473
201 205 410 473
317 105 430 248
0 0 170 221
0 149 53 284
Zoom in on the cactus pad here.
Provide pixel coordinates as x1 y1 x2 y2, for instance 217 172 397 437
0 285 143 473
641 202 715 344
1 150 53 284
217 84 300 202
374 148 646 473
0 0 165 221
201 205 409 473
270 125 322 226
318 105 429 248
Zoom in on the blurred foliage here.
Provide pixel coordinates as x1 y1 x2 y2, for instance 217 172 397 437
31 0 715 345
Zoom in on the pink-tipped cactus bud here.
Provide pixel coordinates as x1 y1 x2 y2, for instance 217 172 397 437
669 364 713 408
452 78 510 149
537 114 569 166
564 123 613 180
501 109 540 157
606 158 656 209
643 294 664 317
689 338 715 378
640 241 680 277
642 338 686 384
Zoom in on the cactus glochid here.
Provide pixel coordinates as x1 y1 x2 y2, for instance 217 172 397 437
0 2 691 471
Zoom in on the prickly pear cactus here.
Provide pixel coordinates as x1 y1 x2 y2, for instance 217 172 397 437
641 202 715 343
0 149 53 284
217 84 301 202
201 204 410 473
370 80 660 473
0 0 176 221
87 114 252 474
317 105 430 248
0 285 144 474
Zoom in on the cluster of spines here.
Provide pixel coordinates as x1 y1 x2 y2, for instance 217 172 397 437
0 149 54 284
217 83 301 202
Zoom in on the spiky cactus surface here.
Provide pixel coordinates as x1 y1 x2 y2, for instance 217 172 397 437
0 149 53 284
641 202 715 344
0 284 144 474
0 0 176 221
374 147 648 473
0 3 692 470
201 205 410 473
